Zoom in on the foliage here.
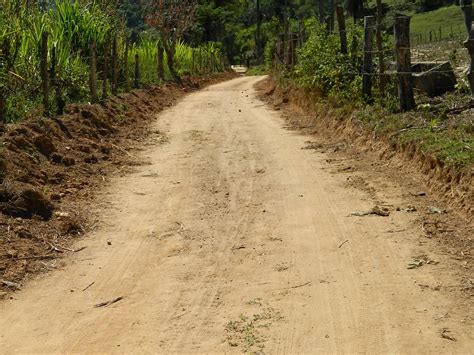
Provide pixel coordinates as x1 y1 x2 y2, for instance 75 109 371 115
0 0 225 123
143 0 198 77
294 19 363 101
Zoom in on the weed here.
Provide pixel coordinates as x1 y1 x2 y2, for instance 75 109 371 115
267 235 283 242
246 298 264 306
225 307 283 354
274 263 291 272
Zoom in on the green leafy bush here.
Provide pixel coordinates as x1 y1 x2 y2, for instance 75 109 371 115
294 19 363 102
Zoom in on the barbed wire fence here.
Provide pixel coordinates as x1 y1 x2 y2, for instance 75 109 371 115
270 3 474 112
0 33 229 125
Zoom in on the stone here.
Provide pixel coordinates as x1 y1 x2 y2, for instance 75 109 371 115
412 61 457 97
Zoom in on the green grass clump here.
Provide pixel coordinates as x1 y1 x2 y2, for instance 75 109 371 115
400 127 473 168
247 65 269 76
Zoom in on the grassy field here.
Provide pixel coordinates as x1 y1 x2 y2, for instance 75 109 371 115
410 5 466 40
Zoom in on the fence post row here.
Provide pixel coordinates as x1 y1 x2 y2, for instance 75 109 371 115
394 16 416 111
362 16 375 101
460 0 474 96
40 31 49 115
89 41 98 103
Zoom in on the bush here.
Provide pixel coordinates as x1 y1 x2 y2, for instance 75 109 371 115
294 19 363 102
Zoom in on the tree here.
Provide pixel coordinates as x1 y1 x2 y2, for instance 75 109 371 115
143 0 197 78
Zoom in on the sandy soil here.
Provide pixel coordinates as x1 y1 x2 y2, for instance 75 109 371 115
0 76 472 353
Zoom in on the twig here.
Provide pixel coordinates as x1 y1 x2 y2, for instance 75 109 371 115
82 282 95 292
74 246 87 253
94 296 124 308
1 279 21 290
338 240 349 248
285 281 312 290
440 328 456 341
111 144 135 158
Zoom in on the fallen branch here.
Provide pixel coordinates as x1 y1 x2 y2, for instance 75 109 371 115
284 281 312 290
94 296 124 308
338 240 349 248
350 206 390 217
82 282 95 292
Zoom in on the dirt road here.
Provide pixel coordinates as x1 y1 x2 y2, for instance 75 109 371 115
0 76 472 353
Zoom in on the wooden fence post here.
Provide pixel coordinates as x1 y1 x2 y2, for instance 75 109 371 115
376 0 386 98
102 39 109 100
51 46 64 115
362 16 375 101
134 54 140 89
394 16 416 111
318 0 325 24
40 32 49 115
336 5 347 54
89 41 98 103
191 49 195 75
157 43 164 80
198 48 202 74
460 0 474 96
112 36 118 95
1 40 9 127
0 91 5 130
329 0 335 32
124 36 130 92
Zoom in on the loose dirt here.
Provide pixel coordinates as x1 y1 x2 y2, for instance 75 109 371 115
0 76 472 353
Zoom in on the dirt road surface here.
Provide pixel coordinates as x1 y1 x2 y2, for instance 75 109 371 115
0 76 472 353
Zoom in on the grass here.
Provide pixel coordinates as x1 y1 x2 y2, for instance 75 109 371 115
400 127 474 167
355 98 474 169
225 307 283 353
410 5 466 40
247 65 270 76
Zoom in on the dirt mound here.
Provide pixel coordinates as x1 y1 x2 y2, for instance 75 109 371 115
0 72 236 295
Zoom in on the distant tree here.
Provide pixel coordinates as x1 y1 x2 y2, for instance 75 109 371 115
143 0 198 78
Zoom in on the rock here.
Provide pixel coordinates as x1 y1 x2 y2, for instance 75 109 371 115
6 250 18 258
33 134 56 157
412 61 457 97
15 226 32 239
50 193 61 201
9 188 54 220
84 155 98 164
51 153 75 166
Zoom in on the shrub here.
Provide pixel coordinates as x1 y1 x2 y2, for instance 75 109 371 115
294 19 363 102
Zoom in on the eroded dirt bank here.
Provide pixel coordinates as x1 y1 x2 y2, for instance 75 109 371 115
0 76 472 353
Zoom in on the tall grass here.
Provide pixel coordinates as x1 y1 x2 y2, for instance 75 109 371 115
130 32 225 83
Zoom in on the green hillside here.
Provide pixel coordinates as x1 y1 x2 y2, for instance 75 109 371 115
410 5 466 38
